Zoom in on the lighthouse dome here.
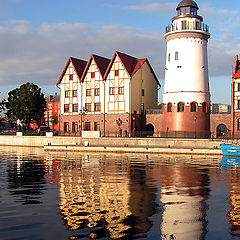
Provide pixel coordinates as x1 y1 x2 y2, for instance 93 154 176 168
176 0 199 10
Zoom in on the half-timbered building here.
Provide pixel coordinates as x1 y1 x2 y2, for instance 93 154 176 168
57 51 160 136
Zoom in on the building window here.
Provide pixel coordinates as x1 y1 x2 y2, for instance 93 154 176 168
115 70 119 77
48 104 52 110
86 89 91 96
167 103 172 112
238 119 240 131
238 83 240 92
65 91 70 98
94 88 100 96
202 102 207 112
69 74 73 81
94 103 101 112
191 102 197 112
168 53 170 62
118 87 124 95
91 72 95 78
85 103 91 112
64 104 70 113
73 104 78 112
94 121 100 131
64 122 69 132
72 90 77 97
175 51 179 61
85 122 90 131
181 20 187 30
109 87 115 95
72 122 78 132
177 102 184 112
142 89 144 96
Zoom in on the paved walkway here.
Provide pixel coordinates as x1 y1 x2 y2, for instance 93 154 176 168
44 144 222 155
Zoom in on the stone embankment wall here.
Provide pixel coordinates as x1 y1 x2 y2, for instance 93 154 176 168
0 135 235 149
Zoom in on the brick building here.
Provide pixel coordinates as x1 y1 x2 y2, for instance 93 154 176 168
45 95 60 131
57 51 160 136
231 55 240 138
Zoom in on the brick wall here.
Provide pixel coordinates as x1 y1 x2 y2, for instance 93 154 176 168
210 114 231 138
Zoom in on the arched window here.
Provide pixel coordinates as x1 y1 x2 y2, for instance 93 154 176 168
177 102 185 112
168 53 170 62
175 51 179 61
191 102 197 112
202 102 207 112
167 103 172 112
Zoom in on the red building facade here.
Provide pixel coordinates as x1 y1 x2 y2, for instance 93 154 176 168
45 95 60 131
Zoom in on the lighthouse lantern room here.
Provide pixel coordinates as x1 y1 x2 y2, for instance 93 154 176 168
162 0 211 138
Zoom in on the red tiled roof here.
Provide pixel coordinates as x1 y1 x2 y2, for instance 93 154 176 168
81 54 111 81
233 55 240 79
104 51 160 86
56 57 87 85
132 58 147 76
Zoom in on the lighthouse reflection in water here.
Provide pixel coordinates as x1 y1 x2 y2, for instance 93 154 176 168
1 147 240 239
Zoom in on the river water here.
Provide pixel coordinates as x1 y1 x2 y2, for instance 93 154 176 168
0 146 239 240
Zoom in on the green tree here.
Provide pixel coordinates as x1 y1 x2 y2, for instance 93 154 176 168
50 113 58 131
0 99 6 114
7 82 46 129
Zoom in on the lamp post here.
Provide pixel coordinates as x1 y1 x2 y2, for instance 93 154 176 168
194 116 197 138
79 107 86 136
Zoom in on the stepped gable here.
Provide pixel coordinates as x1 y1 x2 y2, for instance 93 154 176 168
81 54 111 81
233 55 240 79
56 57 87 85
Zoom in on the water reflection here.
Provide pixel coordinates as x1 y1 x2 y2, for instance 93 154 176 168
7 154 46 205
58 155 158 239
0 146 237 240
158 162 209 239
220 156 240 237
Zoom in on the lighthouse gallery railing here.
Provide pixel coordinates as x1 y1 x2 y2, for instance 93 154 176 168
165 22 209 34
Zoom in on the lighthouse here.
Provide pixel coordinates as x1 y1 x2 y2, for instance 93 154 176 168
162 0 210 138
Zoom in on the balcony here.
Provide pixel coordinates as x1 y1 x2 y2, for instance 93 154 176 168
165 22 209 34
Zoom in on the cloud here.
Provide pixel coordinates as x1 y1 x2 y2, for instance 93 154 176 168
119 0 176 13
0 18 238 97
0 21 165 90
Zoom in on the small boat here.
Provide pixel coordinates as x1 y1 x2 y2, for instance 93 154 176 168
220 143 240 156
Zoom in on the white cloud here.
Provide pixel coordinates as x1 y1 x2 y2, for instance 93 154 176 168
121 1 176 13
0 18 238 98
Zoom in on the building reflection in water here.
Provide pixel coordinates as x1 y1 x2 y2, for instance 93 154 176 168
58 154 158 239
223 156 240 237
157 159 210 240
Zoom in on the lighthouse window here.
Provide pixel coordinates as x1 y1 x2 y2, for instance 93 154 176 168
181 21 187 30
175 52 179 61
191 102 197 112
177 102 185 112
196 21 201 30
202 102 207 112
167 103 172 112
168 53 170 62
186 7 190 15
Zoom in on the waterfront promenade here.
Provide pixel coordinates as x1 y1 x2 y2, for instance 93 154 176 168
0 135 235 155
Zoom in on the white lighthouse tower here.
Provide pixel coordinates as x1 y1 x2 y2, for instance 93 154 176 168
162 0 210 138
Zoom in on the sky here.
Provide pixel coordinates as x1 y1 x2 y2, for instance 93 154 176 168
0 0 240 105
